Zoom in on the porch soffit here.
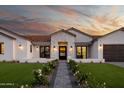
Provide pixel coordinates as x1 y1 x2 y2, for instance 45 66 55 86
32 41 51 46
75 42 92 46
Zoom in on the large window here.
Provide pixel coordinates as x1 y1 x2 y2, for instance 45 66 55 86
0 43 4 54
76 46 87 59
40 46 50 58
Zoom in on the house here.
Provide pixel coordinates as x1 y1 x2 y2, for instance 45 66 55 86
0 26 124 63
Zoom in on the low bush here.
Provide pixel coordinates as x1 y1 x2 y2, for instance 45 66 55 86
68 60 106 88
32 59 59 87
42 64 52 75
33 69 49 86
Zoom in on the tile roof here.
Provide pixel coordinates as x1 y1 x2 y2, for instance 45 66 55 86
24 35 51 42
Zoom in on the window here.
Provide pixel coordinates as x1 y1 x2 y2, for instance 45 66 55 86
0 43 4 54
30 45 32 53
40 46 50 58
76 46 87 59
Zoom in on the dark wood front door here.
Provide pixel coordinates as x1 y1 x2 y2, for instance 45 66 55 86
103 45 124 62
59 46 67 60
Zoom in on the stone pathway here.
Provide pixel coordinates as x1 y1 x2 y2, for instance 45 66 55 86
53 60 72 88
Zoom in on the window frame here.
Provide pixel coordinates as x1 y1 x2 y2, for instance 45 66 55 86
40 46 50 58
76 46 87 59
30 45 32 53
0 42 4 54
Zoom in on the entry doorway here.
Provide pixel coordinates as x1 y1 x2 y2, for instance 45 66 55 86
59 46 67 60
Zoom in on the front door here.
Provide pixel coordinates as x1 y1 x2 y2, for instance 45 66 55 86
59 46 67 60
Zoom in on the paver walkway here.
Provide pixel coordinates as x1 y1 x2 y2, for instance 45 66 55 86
53 60 72 88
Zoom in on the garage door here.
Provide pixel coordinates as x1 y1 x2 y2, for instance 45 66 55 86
103 45 124 62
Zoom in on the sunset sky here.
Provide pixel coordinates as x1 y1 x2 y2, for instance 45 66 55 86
0 5 124 35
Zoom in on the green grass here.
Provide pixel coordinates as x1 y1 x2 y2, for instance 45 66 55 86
0 63 43 87
79 63 124 88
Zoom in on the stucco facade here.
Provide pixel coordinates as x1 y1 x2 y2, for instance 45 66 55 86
1 27 124 63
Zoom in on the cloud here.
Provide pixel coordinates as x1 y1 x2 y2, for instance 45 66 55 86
0 5 124 35
46 6 80 19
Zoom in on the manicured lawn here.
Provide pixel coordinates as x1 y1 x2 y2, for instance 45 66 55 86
79 63 124 88
0 63 43 88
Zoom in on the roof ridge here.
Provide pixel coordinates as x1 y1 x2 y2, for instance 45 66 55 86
51 29 76 37
67 27 92 37
0 26 27 39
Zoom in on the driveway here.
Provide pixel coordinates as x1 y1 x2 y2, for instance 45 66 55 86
107 62 124 68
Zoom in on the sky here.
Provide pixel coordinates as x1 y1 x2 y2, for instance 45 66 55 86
0 5 124 35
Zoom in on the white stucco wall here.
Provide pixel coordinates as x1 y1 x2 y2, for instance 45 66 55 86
97 30 124 59
51 31 75 59
32 45 40 58
68 29 92 42
27 41 33 59
0 34 15 61
0 29 33 61
90 40 98 59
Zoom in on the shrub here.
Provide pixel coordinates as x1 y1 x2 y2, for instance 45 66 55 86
32 59 59 87
3 60 6 63
12 60 20 63
68 59 106 88
90 61 94 63
48 60 58 69
42 65 52 75
33 69 49 86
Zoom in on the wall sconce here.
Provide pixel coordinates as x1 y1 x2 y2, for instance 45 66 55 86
19 44 23 50
70 46 73 51
99 44 102 49
36 46 39 51
53 46 57 51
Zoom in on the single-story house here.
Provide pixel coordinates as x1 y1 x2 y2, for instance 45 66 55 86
0 26 124 63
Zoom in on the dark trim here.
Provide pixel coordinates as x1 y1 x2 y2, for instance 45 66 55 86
59 46 67 60
39 46 50 58
76 46 87 59
67 27 92 37
51 29 76 37
94 27 124 42
0 42 4 54
0 26 27 39
30 45 32 53
0 32 16 39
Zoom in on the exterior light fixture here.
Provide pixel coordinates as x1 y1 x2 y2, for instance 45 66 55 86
53 46 57 51
99 44 102 49
19 44 23 50
70 46 73 51
36 46 39 51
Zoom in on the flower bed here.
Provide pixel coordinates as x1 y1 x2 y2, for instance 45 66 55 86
32 59 59 87
68 60 106 88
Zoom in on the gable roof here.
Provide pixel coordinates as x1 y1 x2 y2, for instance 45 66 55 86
0 26 26 39
51 29 76 37
67 27 92 37
24 35 51 42
0 31 16 39
98 27 124 39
